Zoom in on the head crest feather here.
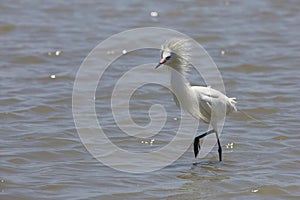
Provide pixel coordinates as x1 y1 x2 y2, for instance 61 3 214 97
161 38 191 75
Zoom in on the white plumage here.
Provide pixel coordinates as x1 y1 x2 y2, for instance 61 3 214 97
156 38 237 161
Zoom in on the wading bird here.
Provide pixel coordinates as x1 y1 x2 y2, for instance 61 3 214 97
155 38 237 161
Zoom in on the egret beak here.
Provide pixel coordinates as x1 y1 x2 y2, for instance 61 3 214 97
155 58 166 69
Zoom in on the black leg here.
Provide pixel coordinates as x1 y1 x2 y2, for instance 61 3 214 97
215 132 222 161
194 129 215 158
193 137 200 158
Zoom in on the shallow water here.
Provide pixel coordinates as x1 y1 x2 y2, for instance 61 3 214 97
1 0 300 199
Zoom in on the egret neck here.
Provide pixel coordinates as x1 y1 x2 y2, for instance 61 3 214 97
170 66 199 119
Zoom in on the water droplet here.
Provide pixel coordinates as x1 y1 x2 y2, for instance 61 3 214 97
55 50 61 56
47 50 62 56
150 11 158 17
225 142 234 149
50 74 56 79
251 189 259 193
122 49 127 54
106 50 115 55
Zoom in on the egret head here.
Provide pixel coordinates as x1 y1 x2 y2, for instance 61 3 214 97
155 38 190 69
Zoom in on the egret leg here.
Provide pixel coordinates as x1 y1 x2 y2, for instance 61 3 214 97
194 129 215 158
215 132 222 161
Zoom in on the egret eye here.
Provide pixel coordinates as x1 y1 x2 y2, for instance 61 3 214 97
166 55 171 60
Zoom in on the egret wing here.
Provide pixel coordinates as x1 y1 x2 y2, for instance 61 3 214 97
191 86 224 122
192 85 237 116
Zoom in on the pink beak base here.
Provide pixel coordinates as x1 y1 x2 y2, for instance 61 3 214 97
155 58 166 69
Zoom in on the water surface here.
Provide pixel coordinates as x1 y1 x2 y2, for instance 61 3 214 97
1 0 299 199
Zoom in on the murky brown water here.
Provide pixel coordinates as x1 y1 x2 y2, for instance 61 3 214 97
1 0 299 199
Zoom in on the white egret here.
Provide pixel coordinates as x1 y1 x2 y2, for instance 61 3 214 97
155 38 237 161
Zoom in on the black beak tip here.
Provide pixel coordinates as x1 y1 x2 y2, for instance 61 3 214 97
155 63 161 69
